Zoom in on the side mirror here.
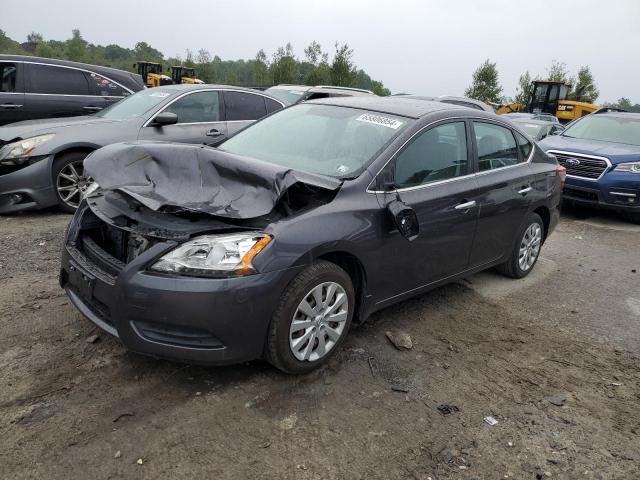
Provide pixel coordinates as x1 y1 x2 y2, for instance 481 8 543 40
151 112 178 126
387 199 419 241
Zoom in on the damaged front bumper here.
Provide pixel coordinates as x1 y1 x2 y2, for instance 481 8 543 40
59 202 302 365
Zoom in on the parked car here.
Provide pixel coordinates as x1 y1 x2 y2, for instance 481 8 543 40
264 84 375 105
60 96 563 373
0 55 145 126
0 84 284 213
396 95 494 112
504 112 560 124
539 111 640 223
507 118 565 141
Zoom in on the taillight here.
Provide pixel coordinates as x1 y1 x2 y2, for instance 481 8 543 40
556 165 567 187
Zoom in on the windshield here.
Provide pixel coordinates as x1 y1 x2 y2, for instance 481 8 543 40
562 115 640 146
95 89 173 120
264 87 306 105
220 104 411 177
513 121 544 137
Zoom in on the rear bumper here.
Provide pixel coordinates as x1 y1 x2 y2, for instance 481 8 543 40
60 241 302 365
0 155 57 214
563 175 640 213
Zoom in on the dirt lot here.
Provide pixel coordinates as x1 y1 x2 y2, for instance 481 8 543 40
1 207 639 479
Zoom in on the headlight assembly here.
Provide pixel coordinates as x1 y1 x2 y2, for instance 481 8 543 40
0 134 55 165
615 161 640 174
150 233 272 277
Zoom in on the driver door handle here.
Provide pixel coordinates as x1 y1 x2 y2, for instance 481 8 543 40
206 128 223 137
0 103 23 109
517 186 533 195
455 200 476 211
82 106 102 112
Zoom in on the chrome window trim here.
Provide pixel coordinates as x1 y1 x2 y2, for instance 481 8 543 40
19 60 134 95
142 88 285 127
366 116 534 194
547 149 611 181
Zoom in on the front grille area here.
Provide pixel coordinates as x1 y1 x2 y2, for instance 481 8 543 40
551 151 609 180
74 208 156 275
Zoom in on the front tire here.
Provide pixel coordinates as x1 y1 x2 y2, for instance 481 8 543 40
266 260 355 374
52 152 92 213
496 213 544 279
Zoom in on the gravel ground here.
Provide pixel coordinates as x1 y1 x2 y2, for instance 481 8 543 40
0 206 639 479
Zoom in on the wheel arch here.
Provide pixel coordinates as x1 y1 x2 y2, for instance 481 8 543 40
316 250 369 324
533 205 551 242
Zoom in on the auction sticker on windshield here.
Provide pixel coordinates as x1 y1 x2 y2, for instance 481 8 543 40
356 113 403 129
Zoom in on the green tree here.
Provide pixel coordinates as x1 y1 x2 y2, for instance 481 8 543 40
330 43 356 87
514 70 533 105
570 66 599 103
196 49 213 82
371 80 390 96
464 59 503 104
546 60 571 84
134 41 163 61
253 49 269 86
270 43 298 84
65 29 86 62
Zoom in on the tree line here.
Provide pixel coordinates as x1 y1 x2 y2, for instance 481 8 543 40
0 30 391 95
464 59 639 111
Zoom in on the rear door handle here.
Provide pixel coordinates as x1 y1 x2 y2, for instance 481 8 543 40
455 200 476 211
82 106 102 112
0 104 23 109
517 186 533 195
206 128 223 137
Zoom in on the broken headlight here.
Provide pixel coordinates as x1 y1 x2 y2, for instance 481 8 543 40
150 233 272 277
0 134 55 165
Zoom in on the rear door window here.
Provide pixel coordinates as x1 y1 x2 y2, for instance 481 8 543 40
28 64 90 95
0 63 18 92
473 122 521 171
223 91 267 121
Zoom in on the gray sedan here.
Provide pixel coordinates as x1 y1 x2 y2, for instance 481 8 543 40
0 85 284 213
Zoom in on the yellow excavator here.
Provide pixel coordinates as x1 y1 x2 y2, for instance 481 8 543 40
170 66 204 85
496 80 599 123
135 61 173 88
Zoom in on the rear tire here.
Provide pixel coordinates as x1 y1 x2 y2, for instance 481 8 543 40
265 260 354 374
52 152 92 213
496 213 544 279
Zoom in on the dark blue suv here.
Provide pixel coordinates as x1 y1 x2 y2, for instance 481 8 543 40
539 112 640 223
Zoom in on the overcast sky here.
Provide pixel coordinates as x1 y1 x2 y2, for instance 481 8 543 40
3 0 639 103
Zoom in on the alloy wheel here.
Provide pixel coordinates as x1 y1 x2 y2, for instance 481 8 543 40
518 223 542 271
56 160 93 209
289 281 348 362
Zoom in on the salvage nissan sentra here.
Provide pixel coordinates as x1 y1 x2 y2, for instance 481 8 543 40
60 97 564 373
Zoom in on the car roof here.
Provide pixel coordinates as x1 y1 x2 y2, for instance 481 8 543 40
592 111 640 120
394 94 494 112
267 84 373 95
306 95 494 119
0 54 143 88
508 118 553 126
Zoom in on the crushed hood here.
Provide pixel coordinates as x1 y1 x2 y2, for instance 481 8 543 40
84 141 342 220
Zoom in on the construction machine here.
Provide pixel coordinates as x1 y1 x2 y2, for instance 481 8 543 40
170 66 204 85
135 61 173 88
496 80 599 123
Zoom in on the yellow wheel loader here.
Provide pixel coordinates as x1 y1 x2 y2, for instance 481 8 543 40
497 80 599 123
170 66 204 85
135 61 173 88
